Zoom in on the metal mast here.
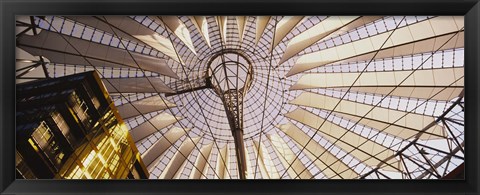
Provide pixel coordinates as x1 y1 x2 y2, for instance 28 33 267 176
208 51 254 179
165 50 254 179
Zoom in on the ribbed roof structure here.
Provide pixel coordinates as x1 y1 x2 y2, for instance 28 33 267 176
16 16 464 179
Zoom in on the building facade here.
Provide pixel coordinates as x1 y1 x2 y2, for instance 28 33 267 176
16 71 149 179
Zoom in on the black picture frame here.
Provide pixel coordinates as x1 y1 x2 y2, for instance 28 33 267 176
1 0 479 194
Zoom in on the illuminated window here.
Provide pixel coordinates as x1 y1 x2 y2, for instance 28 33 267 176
31 121 65 169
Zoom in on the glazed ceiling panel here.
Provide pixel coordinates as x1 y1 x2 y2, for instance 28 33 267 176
290 67 464 101
17 30 179 78
129 112 180 142
286 16 464 76
278 122 358 179
16 15 465 180
290 92 447 140
142 126 192 171
115 95 176 119
285 108 401 172
103 77 175 93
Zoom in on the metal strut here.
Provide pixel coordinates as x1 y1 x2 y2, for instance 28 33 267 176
219 89 247 179
166 50 253 179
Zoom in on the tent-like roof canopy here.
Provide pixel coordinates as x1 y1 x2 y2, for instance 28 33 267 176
16 15 464 179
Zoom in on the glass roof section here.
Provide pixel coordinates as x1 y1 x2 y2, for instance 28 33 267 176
16 15 465 179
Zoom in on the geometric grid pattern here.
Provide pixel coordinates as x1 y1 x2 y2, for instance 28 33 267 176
16 15 464 179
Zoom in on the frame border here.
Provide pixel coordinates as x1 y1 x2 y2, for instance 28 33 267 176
1 0 479 194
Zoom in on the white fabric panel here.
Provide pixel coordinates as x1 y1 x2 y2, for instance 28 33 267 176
252 141 270 179
215 145 228 179
16 64 47 80
17 30 180 79
291 67 464 101
236 16 247 42
255 16 271 45
66 16 144 43
66 16 142 41
263 137 295 179
190 142 214 179
142 126 192 170
103 77 175 94
190 16 211 48
332 31 464 70
270 16 304 52
215 16 228 45
16 47 39 61
279 16 360 65
245 143 254 179
16 16 43 36
268 134 313 179
16 47 43 80
285 108 401 171
287 16 464 76
260 144 281 179
319 16 382 41
289 92 445 140
278 122 358 179
116 95 176 119
253 140 278 179
15 47 48 80
200 144 216 179
68 16 184 64
133 33 183 64
223 144 231 179
159 137 200 179
129 112 180 142
173 159 189 179
343 86 463 101
159 16 197 55
337 111 445 142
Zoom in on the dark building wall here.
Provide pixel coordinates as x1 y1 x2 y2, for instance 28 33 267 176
16 71 149 179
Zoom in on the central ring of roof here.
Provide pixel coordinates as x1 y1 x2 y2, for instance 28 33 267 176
167 47 287 142
207 50 254 95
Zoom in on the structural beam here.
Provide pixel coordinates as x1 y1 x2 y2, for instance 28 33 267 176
285 108 402 172
116 95 176 119
142 126 192 171
286 16 464 76
289 92 446 140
